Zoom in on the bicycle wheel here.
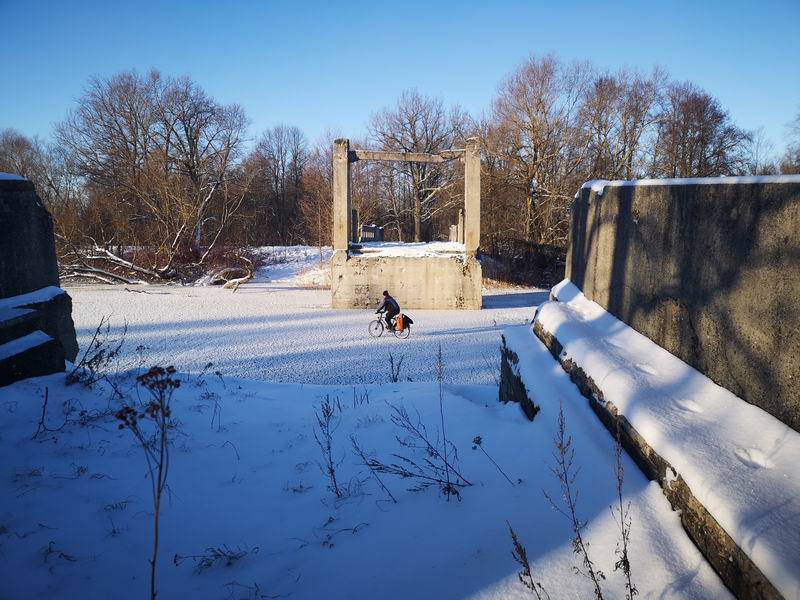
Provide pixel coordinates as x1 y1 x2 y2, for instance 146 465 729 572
394 325 411 339
368 319 384 338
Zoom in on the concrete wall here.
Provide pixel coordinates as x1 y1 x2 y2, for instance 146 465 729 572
0 178 60 297
331 250 482 309
567 179 800 431
0 177 78 363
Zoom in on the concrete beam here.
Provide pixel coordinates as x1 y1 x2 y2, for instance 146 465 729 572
464 137 481 254
350 149 464 164
332 139 351 251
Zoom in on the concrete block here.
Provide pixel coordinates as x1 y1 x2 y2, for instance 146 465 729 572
331 250 482 309
567 179 800 432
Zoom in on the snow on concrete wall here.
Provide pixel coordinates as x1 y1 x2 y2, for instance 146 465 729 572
566 176 800 431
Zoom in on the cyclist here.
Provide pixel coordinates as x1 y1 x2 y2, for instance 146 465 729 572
376 290 400 330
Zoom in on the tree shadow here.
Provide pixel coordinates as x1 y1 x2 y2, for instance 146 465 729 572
568 182 800 431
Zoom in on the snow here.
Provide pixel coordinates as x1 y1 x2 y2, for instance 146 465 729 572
0 286 66 310
0 256 754 597
0 306 36 323
0 355 729 598
251 245 332 285
65 283 547 386
535 280 800 599
0 330 52 360
0 172 26 180
579 174 800 197
353 241 466 257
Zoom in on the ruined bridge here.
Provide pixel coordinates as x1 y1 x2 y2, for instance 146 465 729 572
329 138 483 310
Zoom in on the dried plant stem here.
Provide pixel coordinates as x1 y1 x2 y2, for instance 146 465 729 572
612 424 637 599
436 343 452 499
544 404 604 599
350 435 397 503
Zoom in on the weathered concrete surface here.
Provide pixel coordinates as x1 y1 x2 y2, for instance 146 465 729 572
332 139 351 251
464 138 480 255
526 317 782 600
330 250 482 309
0 178 60 297
498 334 540 420
15 291 79 362
0 334 65 387
568 179 800 432
0 177 78 379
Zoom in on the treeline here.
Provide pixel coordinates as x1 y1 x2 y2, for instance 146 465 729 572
1 55 798 281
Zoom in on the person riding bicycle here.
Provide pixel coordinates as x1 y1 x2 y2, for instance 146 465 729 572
376 290 400 330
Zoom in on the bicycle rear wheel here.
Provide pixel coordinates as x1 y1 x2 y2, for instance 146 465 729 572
368 319 384 337
394 325 411 339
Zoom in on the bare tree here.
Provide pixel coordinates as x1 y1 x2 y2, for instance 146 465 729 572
249 125 308 244
299 133 335 255
490 54 594 245
650 82 751 178
744 127 778 175
0 128 85 250
780 107 800 174
369 89 467 241
581 69 665 179
56 70 250 279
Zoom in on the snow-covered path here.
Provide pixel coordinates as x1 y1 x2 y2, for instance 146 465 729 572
67 282 545 385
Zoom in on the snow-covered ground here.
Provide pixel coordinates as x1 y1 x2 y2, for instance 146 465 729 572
0 357 729 599
250 246 332 287
531 280 800 599
66 282 545 387
354 241 465 257
0 254 740 598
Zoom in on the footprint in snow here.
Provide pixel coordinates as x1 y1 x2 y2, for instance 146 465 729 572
634 363 658 375
734 447 775 470
673 398 704 414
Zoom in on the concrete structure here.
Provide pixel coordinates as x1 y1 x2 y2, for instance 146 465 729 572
448 209 465 243
502 319 782 600
498 175 800 599
351 208 359 243
567 177 800 432
360 224 384 242
330 139 482 309
0 175 78 385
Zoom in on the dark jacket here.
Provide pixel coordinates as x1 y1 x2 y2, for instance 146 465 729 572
377 295 400 313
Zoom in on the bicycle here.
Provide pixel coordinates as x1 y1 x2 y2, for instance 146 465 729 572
369 311 411 339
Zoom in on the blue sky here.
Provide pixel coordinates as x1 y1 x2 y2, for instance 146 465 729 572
1 0 798 154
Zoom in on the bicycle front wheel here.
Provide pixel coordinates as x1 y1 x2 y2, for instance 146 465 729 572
368 319 384 338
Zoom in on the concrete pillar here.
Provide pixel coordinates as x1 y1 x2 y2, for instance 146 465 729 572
332 139 351 251
464 137 480 254
351 208 359 242
457 208 464 244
